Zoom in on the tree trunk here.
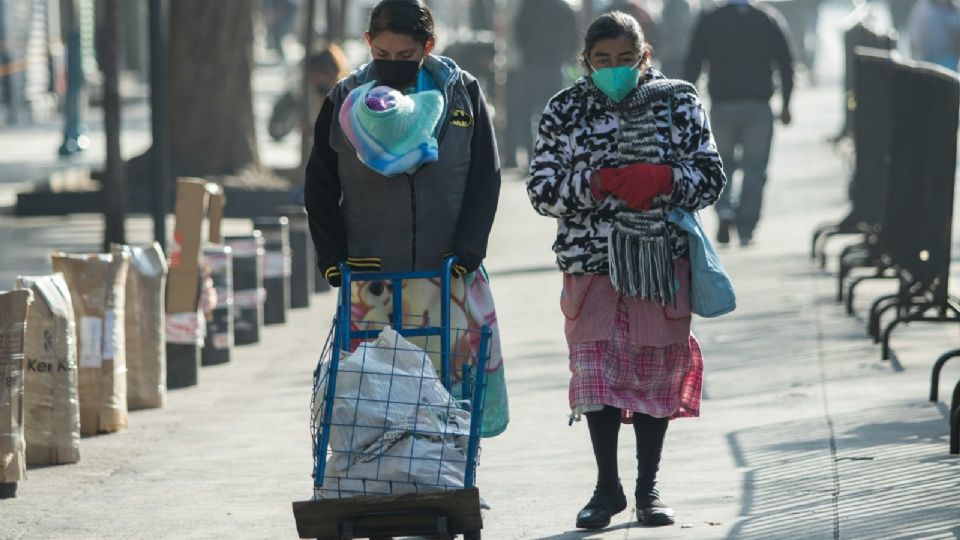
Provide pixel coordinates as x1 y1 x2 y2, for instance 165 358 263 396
164 0 259 178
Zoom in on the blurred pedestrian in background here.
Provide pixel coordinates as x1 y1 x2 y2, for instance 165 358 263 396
265 0 301 62
657 0 699 78
907 0 960 70
503 0 579 168
527 11 725 531
268 44 350 143
58 0 89 156
305 0 510 437
304 45 351 122
441 40 497 97
684 0 794 246
606 0 657 44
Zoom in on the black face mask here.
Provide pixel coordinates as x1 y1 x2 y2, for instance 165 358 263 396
314 85 333 96
373 59 421 89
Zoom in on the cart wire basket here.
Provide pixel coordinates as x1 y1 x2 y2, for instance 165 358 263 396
310 259 492 500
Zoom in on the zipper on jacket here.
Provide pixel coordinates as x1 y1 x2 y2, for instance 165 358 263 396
406 173 417 271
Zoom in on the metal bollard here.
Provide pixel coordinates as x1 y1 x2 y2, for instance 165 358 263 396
253 217 291 325
202 245 233 366
276 206 314 308
167 340 200 389
226 233 265 345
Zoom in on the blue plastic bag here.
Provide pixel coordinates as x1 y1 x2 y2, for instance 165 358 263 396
667 209 736 317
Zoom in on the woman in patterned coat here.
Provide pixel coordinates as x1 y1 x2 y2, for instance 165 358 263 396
526 11 725 530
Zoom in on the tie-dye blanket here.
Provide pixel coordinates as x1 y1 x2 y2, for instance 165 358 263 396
339 81 445 177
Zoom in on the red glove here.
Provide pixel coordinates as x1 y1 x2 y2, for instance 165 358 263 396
593 163 673 209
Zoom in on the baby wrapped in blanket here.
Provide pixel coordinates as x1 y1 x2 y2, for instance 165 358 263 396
339 81 445 177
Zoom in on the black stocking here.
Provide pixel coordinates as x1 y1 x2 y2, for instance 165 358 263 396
632 413 669 501
584 405 623 493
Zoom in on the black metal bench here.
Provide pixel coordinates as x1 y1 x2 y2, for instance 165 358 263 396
833 49 899 309
870 60 960 361
814 53 960 453
862 60 960 454
811 22 896 265
930 347 960 454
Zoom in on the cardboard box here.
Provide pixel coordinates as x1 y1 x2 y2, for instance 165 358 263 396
167 179 225 315
112 244 167 410
167 179 209 314
51 253 130 436
16 274 81 465
207 187 225 245
0 289 33 483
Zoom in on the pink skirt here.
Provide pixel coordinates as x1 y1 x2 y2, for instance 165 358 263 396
568 298 703 422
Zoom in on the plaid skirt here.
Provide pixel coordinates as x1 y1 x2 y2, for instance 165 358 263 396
568 298 703 422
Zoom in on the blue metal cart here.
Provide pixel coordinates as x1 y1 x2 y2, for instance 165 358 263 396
293 259 490 540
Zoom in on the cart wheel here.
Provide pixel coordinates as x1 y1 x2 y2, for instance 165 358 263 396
463 530 481 540
339 519 354 540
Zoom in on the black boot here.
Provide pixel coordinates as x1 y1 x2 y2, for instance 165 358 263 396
636 490 676 526
577 406 627 529
633 414 675 526
576 485 628 530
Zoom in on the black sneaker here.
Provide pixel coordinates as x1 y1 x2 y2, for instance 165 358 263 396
636 496 675 526
575 486 628 530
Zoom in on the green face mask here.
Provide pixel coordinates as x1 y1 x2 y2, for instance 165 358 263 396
589 60 642 103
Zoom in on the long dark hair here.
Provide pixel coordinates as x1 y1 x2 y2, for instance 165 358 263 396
368 0 436 46
580 11 651 72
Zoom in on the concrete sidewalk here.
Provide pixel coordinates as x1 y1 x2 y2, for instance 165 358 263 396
2 80 960 540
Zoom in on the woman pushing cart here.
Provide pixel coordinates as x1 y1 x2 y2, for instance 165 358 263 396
297 2 508 537
303 0 508 438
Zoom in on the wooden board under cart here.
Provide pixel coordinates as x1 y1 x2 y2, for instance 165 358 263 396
292 488 483 540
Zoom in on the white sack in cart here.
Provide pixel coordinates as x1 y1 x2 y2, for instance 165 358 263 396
314 327 472 498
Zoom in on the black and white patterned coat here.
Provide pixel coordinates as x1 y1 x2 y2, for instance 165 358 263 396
526 69 726 274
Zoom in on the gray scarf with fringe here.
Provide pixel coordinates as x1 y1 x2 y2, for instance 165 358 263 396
606 79 696 304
